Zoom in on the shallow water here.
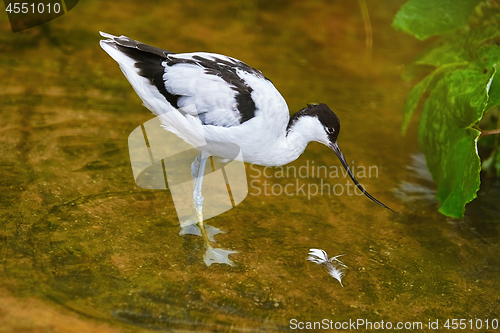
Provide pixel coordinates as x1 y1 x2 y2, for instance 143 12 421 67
1 0 500 332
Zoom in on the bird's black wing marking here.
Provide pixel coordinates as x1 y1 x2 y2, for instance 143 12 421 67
108 37 182 109
111 35 174 58
165 55 261 124
107 35 264 126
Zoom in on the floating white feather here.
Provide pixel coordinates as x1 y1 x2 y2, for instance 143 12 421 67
307 248 329 264
308 248 346 287
325 263 345 287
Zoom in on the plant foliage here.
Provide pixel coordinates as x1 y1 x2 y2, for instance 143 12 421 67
393 0 500 217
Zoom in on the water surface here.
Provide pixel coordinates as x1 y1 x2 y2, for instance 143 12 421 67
1 0 499 331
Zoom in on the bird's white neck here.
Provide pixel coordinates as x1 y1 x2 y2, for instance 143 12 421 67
252 115 329 166
287 114 330 154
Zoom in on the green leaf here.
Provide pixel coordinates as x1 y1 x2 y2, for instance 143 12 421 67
401 62 467 135
393 0 483 40
418 69 493 217
486 71 500 111
415 26 500 67
395 0 500 217
477 46 500 111
401 62 468 135
401 72 434 135
400 27 500 137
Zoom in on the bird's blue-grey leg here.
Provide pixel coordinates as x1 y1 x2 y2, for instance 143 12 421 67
193 152 208 232
179 153 204 237
190 151 237 266
181 153 223 240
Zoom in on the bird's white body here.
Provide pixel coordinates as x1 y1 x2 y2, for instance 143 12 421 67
99 32 329 166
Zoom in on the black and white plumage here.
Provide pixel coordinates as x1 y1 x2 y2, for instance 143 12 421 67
99 32 397 264
100 31 312 167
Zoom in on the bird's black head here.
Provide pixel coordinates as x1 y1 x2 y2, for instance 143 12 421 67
308 103 341 144
287 103 341 145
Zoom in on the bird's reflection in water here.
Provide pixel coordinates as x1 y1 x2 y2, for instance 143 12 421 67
392 153 437 205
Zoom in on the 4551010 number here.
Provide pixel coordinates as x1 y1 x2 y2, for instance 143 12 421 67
444 318 498 330
5 2 61 14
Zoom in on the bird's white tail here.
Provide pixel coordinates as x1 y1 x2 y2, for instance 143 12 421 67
99 32 207 148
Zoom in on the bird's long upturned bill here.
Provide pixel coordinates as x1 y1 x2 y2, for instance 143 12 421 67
330 142 399 215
